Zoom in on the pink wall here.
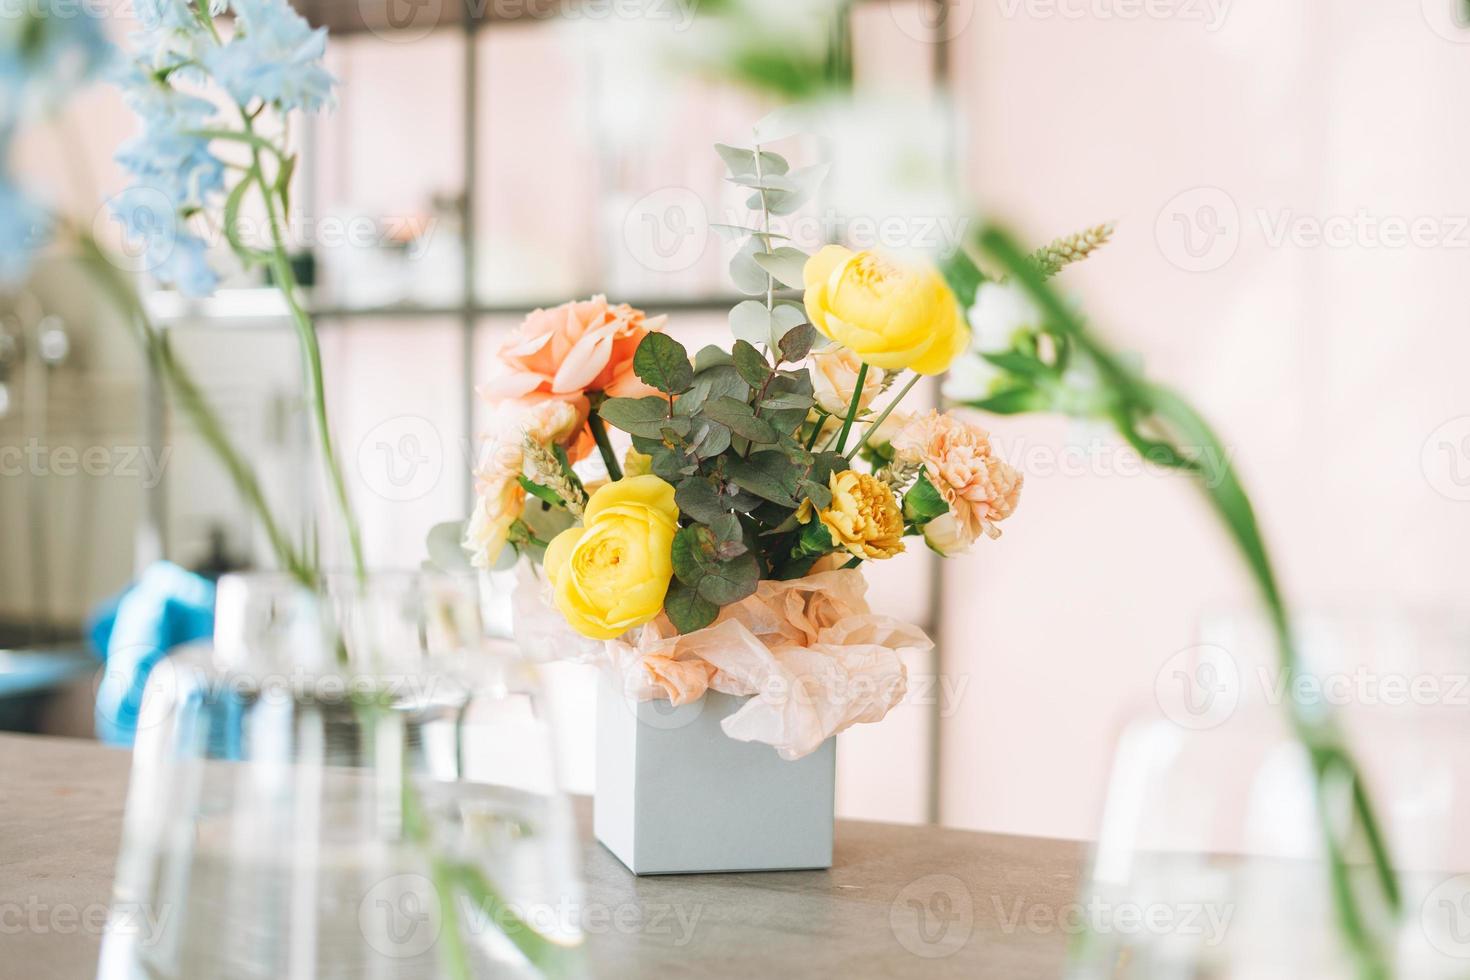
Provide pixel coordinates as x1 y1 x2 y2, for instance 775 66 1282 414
942 0 1470 838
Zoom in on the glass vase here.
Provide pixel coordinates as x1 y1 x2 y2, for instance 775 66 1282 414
98 572 586 980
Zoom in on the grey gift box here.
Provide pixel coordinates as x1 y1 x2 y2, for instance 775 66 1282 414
593 672 836 875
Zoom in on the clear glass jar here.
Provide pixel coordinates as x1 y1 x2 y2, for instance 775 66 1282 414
1070 607 1470 979
99 572 586 980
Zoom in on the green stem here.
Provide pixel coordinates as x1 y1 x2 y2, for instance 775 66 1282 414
250 144 366 583
833 362 868 454
804 410 830 451
847 372 920 459
75 233 315 587
983 226 1399 978
587 411 622 481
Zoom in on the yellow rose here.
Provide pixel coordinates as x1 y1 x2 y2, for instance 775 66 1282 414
803 245 968 376
543 475 678 640
622 448 653 478
801 470 906 561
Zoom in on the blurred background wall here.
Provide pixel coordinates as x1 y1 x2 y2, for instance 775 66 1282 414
3 0 1468 841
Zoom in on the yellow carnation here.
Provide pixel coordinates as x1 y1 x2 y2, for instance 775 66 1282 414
803 245 968 376
804 470 906 561
543 475 679 640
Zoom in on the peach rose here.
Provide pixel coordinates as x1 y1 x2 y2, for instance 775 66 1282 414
464 457 524 569
891 410 1023 549
809 345 883 416
482 295 666 402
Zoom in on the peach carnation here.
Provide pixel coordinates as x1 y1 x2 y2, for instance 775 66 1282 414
465 399 587 568
891 410 1023 549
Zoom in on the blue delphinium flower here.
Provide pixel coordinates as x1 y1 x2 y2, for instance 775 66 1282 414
114 68 225 210
109 183 220 297
0 4 113 285
128 0 228 68
204 0 336 113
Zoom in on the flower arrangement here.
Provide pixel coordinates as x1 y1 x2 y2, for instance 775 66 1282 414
464 138 1023 756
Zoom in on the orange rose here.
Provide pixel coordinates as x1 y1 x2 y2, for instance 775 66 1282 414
482 295 665 401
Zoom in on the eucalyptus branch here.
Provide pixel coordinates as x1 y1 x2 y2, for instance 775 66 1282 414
753 143 775 317
979 225 1400 978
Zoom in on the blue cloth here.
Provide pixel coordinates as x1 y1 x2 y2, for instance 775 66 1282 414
89 561 215 746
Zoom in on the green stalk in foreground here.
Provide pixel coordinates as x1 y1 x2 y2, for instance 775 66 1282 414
950 226 1399 978
74 230 316 588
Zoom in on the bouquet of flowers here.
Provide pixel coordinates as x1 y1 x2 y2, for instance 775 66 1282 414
463 141 1023 758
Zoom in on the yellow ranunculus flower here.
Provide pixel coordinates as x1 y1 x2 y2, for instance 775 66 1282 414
544 475 678 640
803 245 968 375
622 447 653 478
801 470 906 561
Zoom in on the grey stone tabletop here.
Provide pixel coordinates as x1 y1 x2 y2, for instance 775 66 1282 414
0 732 1084 979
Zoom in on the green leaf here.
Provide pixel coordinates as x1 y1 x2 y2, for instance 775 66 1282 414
981 349 1050 378
693 345 733 372
798 515 834 556
275 152 298 218
731 340 773 387
729 238 769 294
751 104 807 144
426 520 473 573
798 478 831 512
969 386 1049 415
902 471 950 524
725 450 801 506
777 323 818 363
223 178 264 264
675 477 728 524
710 223 790 244
752 247 810 289
671 525 760 607
707 513 748 558
665 579 719 633
771 554 820 581
757 163 828 215
680 363 749 416
633 332 693 394
517 475 565 509
687 418 732 459
728 299 773 346
650 448 693 482
703 396 779 443
713 143 790 178
599 396 675 438
760 371 817 435
938 247 986 309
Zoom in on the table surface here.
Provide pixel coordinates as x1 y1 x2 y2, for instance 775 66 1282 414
0 732 1085 979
